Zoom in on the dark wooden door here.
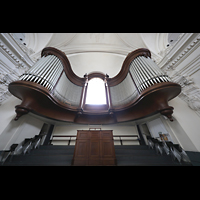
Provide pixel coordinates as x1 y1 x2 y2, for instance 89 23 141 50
72 130 116 166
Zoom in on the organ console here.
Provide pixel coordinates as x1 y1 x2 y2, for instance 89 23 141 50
8 47 181 124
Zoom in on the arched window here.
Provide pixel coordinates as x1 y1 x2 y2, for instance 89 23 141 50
85 78 107 105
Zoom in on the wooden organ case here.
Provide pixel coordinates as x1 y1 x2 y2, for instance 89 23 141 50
72 130 116 166
8 47 181 124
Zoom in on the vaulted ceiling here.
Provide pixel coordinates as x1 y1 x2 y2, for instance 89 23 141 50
23 33 173 78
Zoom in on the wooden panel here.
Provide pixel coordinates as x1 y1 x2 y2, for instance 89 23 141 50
77 131 90 139
101 140 114 158
102 159 116 166
74 140 89 158
90 131 100 139
88 159 101 166
101 130 113 139
89 140 100 158
72 130 116 166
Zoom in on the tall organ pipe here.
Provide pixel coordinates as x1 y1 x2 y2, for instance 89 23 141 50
19 55 63 91
35 56 56 84
130 62 145 91
20 56 46 81
137 57 160 84
29 55 54 82
128 55 171 93
46 61 61 90
135 58 154 86
49 62 63 90
41 59 59 88
131 61 143 89
40 57 59 86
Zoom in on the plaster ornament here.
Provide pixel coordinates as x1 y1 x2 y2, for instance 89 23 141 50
187 96 200 111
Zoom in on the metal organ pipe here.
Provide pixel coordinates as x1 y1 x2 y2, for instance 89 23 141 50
25 56 47 81
135 57 153 86
29 55 53 82
131 61 145 92
17 50 85 108
41 61 58 88
35 55 56 84
138 57 157 81
145 57 170 82
45 60 60 90
49 62 63 90
143 57 164 81
28 56 46 74
20 56 46 81
48 60 63 90
127 55 171 93
28 55 53 82
19 55 64 92
130 61 142 92
137 56 160 84
40 57 59 86
133 59 149 89
129 66 141 93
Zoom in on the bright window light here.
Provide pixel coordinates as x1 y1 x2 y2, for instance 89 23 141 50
85 78 107 105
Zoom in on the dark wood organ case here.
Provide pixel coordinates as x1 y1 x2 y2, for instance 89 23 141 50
72 130 116 166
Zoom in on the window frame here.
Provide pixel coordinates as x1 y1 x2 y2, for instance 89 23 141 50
82 73 110 112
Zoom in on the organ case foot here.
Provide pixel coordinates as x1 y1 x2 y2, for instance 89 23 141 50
14 105 30 121
160 106 174 121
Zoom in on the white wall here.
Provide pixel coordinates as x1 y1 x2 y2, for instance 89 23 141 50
145 115 198 151
167 97 200 151
137 97 200 152
0 112 44 150
52 124 138 135
0 96 21 136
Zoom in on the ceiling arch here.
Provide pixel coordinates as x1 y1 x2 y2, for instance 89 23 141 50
67 52 126 78
24 33 170 78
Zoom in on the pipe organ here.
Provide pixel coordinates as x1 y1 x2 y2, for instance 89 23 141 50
19 53 83 107
19 55 63 91
8 47 181 124
110 73 138 107
109 54 172 108
52 72 82 107
129 56 171 93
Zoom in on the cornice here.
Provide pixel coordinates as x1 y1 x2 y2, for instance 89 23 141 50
0 33 34 67
159 33 200 70
0 33 34 105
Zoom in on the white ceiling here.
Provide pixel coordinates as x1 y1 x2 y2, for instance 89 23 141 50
21 33 181 78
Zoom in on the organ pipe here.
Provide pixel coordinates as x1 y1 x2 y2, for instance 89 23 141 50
19 53 83 107
129 56 171 93
19 55 63 91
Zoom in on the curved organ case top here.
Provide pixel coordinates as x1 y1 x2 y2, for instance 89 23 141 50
8 47 181 124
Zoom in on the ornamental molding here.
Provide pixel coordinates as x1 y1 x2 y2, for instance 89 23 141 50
187 96 200 111
171 71 200 116
171 72 194 88
1 33 34 66
0 33 34 105
159 33 200 71
158 33 200 117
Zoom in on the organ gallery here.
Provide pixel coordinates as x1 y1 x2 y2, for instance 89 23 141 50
9 47 181 123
